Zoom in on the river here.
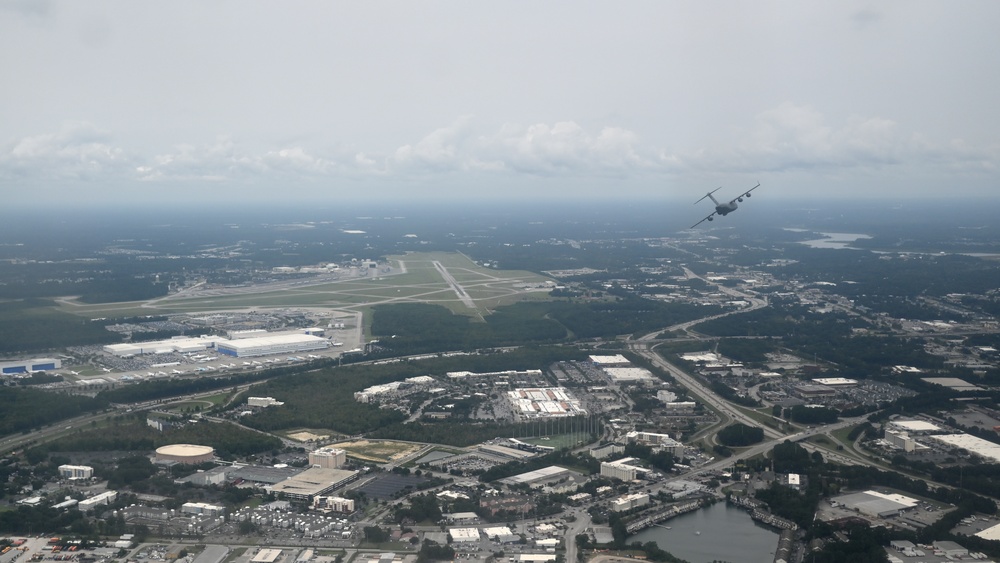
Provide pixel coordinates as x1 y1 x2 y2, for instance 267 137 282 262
629 502 779 563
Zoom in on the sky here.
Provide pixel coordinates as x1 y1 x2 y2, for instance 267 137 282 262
2 1 999 208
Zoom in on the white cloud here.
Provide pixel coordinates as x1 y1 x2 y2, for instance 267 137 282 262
3 107 997 201
1 121 132 181
658 103 998 176
390 117 648 177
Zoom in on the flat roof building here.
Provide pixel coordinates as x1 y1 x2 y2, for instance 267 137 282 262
601 458 648 481
309 447 347 469
603 367 657 383
103 336 224 357
625 431 683 456
812 378 858 386
889 419 942 433
611 493 650 512
79 490 118 511
832 490 918 518
499 465 576 488
1 358 61 374
216 334 330 358
589 355 630 366
449 527 482 542
181 502 226 517
251 549 283 563
929 433 1000 463
59 464 94 479
507 387 587 419
266 467 359 501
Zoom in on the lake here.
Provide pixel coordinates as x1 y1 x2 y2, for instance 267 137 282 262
629 501 780 563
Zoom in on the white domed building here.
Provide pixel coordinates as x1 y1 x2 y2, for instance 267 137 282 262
155 444 215 464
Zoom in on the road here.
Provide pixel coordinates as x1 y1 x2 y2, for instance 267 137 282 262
627 267 776 439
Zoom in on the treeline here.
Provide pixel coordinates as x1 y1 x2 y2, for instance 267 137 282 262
0 269 167 303
371 299 720 356
694 302 858 340
0 299 121 354
708 380 758 407
97 363 313 404
695 301 942 375
716 423 764 447
785 405 839 424
716 338 777 364
30 416 282 459
0 388 108 435
0 505 87 534
370 303 567 355
544 297 721 339
780 245 1000 299
753 440 999 538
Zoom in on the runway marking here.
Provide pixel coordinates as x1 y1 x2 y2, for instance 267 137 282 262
433 261 476 309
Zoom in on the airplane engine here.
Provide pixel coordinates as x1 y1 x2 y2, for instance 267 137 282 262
745 193 751 197
737 198 743 202
708 216 714 221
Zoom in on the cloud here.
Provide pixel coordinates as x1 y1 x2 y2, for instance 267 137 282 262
1 121 132 181
850 8 883 28
658 103 998 175
134 137 388 186
390 117 648 177
3 109 997 198
0 0 53 20
391 116 476 172
136 137 263 182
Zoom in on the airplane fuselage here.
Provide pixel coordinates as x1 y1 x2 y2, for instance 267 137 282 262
716 202 737 216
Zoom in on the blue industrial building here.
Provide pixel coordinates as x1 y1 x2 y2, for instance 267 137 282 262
0 358 62 374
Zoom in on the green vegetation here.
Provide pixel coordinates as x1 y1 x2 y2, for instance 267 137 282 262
370 302 567 354
716 423 764 447
0 388 108 435
97 365 299 404
0 299 121 354
371 298 720 356
478 449 599 482
29 416 282 459
243 346 585 438
417 540 455 563
786 405 839 425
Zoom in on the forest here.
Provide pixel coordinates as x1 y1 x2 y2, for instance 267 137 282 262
371 298 720 357
0 299 121 354
0 387 108 435
243 346 583 438
28 415 282 459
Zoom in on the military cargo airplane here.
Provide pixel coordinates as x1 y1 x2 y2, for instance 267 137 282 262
690 183 760 228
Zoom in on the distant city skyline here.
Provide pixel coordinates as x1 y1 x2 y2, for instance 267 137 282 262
2 1 999 206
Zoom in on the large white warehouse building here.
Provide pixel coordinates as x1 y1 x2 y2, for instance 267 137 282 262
216 333 330 358
103 336 225 357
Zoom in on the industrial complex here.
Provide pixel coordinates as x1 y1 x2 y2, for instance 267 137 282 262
103 330 331 359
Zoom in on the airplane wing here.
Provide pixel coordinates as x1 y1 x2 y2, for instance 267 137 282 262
690 211 717 229
728 182 761 204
